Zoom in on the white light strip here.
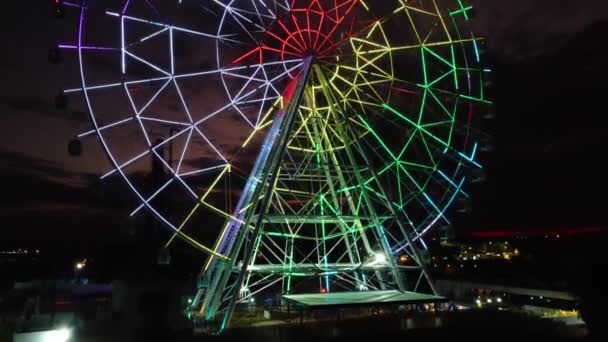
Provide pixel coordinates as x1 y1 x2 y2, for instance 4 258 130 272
64 76 171 94
101 149 149 179
178 164 227 177
78 117 132 138
173 58 303 80
124 50 171 76
173 79 194 123
107 11 222 39
193 126 228 163
139 27 169 43
170 27 175 75
151 149 198 199
135 79 172 116
176 128 193 173
79 6 220 255
65 82 122 93
130 178 174 216
139 116 191 127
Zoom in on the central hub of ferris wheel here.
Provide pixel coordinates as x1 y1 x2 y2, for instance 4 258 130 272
233 0 362 64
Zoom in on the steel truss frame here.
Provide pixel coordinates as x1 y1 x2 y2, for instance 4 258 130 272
194 58 437 332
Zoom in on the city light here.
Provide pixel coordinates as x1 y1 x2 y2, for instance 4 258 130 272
496 297 503 303
74 259 86 271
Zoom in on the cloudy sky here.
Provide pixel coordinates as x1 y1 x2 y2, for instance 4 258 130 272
1 0 607 244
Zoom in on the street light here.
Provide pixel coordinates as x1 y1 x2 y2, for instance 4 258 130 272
75 259 86 271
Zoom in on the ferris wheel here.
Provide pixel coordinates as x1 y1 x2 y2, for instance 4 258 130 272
55 0 492 331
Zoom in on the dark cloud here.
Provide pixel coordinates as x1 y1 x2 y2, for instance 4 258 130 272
474 0 608 60
1 96 88 124
0 148 135 242
0 148 90 188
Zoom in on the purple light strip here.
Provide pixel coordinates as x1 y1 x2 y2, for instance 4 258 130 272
59 44 117 51
63 1 82 8
122 0 131 14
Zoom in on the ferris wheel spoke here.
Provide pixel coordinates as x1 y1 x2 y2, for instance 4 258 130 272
393 177 464 254
174 58 303 80
175 127 194 174
149 148 198 199
78 117 133 139
64 76 171 94
173 79 194 124
436 169 470 198
214 1 264 43
122 79 172 119
222 70 267 84
252 89 273 126
382 104 450 150
227 3 269 31
354 115 430 195
278 0 290 12
202 60 303 128
178 164 229 178
232 106 256 129
242 1 277 22
124 50 171 76
106 11 228 41
193 126 229 163
58 44 118 51
101 149 150 180
127 27 169 48
139 116 192 127
130 178 175 217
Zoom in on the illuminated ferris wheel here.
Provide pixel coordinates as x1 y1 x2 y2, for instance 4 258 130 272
55 0 492 331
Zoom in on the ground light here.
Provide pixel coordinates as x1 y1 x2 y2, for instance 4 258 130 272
13 327 71 342
74 260 85 271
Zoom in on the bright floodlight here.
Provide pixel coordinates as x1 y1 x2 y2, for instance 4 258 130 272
374 252 387 264
75 262 84 270
44 328 71 342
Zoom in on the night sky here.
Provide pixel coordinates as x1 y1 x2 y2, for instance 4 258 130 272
1 1 608 245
